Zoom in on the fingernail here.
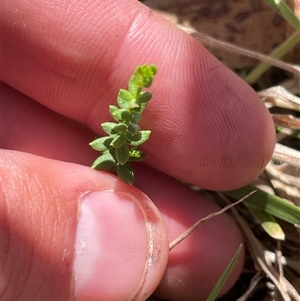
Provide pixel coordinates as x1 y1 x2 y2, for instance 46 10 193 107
73 190 150 301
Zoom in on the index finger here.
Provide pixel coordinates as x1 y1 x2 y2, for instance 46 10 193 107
1 0 275 190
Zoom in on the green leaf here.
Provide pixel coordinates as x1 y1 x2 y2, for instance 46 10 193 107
244 31 300 84
128 100 140 110
135 65 144 77
128 78 142 98
206 244 243 301
127 123 141 135
129 111 141 124
142 65 157 87
91 153 116 170
127 64 157 97
137 91 152 103
130 130 151 146
119 89 133 101
139 103 147 113
110 133 126 148
264 0 300 32
89 136 113 151
111 108 130 122
115 143 129 165
113 123 127 133
144 77 153 88
109 105 119 117
150 64 157 74
129 150 147 162
145 64 157 75
224 185 300 225
246 204 285 240
116 162 135 185
126 130 142 142
117 89 133 109
101 122 118 135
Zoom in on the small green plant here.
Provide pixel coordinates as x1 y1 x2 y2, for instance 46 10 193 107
90 64 157 185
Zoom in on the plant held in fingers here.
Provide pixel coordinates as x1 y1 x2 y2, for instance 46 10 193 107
90 64 157 185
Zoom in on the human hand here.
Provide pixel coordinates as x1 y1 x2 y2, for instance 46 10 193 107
1 1 275 300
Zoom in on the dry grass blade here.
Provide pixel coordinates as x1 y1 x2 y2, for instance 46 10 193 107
265 162 300 206
236 271 264 301
169 191 256 251
259 85 300 111
272 114 300 130
176 25 300 76
273 144 300 169
218 194 300 301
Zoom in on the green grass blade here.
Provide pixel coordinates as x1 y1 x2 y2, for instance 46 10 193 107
246 0 300 84
245 204 285 240
264 0 282 11
263 0 300 32
244 31 300 84
224 185 300 225
206 244 243 301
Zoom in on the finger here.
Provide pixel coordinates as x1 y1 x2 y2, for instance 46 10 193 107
1 148 244 301
1 149 169 301
2 84 244 300
134 165 244 301
2 0 275 190
1 82 97 166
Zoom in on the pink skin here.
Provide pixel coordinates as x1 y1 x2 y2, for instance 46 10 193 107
1 149 169 301
2 0 275 190
1 0 275 300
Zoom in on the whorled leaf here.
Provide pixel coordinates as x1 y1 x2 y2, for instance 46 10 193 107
128 79 142 99
127 123 141 136
111 108 130 122
130 130 151 146
110 133 126 148
115 143 129 165
109 105 119 117
126 130 142 142
91 153 116 170
137 91 152 104
117 89 133 109
89 136 113 151
119 89 133 101
113 123 127 133
129 111 141 124
101 122 118 135
116 162 135 185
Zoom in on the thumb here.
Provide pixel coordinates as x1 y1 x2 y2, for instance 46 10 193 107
1 150 168 301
